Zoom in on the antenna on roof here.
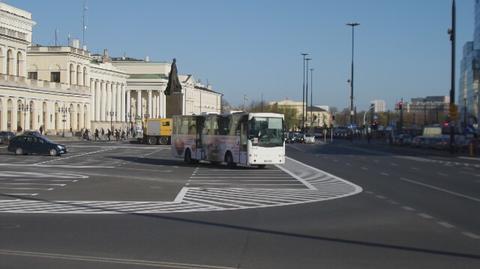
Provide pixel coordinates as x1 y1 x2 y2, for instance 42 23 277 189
82 0 88 47
54 28 58 46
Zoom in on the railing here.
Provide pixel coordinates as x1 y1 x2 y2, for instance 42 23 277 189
0 74 90 95
28 46 90 57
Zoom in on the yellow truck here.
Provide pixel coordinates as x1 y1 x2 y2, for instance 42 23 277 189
144 118 172 145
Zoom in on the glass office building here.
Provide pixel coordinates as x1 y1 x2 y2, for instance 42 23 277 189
459 0 480 125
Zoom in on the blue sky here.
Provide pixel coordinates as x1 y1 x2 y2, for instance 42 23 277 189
8 0 475 110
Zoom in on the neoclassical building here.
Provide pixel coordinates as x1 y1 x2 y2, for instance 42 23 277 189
0 2 222 134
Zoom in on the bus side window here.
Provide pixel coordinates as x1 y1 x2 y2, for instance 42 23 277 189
180 118 189 135
188 119 197 135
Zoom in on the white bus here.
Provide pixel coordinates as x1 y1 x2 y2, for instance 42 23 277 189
171 112 285 168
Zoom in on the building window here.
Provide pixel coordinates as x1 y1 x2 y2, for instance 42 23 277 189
28 72 38 80
51 72 61 83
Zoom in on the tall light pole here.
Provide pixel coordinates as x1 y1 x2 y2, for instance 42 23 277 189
301 53 308 131
347 22 360 126
310 68 314 127
305 58 311 129
448 0 456 153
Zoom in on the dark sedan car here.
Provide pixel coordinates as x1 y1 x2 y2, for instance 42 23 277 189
8 135 67 156
0 131 15 144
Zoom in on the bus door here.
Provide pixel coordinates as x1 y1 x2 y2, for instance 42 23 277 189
239 116 248 165
195 117 205 160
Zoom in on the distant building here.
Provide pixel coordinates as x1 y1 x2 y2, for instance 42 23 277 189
269 99 331 128
459 0 480 124
370 100 386 113
408 96 449 125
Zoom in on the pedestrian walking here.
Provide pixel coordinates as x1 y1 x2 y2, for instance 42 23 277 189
94 128 99 141
107 129 111 141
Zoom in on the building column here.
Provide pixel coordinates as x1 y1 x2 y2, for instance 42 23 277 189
0 98 7 130
126 89 131 122
120 85 125 122
79 104 85 130
153 94 157 118
101 82 106 121
71 105 78 131
96 81 101 121
91 79 95 122
11 99 18 132
85 104 91 129
148 90 153 118
155 94 160 118
137 90 142 119
31 101 39 131
106 83 111 119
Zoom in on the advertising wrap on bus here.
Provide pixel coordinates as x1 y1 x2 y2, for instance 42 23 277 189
171 112 285 168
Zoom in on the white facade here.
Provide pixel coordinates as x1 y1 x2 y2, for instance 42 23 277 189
371 100 387 113
89 55 128 130
0 3 222 134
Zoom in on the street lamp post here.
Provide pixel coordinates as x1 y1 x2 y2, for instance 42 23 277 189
301 53 308 131
57 106 71 137
310 68 314 128
347 22 360 126
106 111 116 131
448 0 456 153
305 58 311 129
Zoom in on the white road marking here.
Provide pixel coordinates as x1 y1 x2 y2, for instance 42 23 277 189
458 156 480 162
0 187 53 191
402 206 415 211
388 200 399 205
190 176 292 179
275 159 317 190
0 183 65 187
34 148 116 165
437 172 448 177
399 177 480 203
0 249 235 269
437 221 455 229
375 195 386 199
3 193 38 197
380 172 389 176
417 213 434 219
462 232 480 240
361 167 368 171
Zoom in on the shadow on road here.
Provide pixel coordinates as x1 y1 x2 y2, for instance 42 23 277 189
109 156 277 170
0 192 479 261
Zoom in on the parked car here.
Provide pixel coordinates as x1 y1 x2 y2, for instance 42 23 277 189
304 134 316 144
8 135 67 156
0 131 15 144
22 131 42 137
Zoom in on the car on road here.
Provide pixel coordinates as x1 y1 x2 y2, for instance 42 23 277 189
304 134 316 144
0 131 15 144
7 135 67 156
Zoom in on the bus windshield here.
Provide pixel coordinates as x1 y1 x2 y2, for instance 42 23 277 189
249 117 284 147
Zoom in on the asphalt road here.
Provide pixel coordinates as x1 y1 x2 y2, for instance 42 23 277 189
0 140 479 268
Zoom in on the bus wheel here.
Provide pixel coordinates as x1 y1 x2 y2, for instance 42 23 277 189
225 152 236 168
184 149 193 164
147 137 157 145
159 137 168 145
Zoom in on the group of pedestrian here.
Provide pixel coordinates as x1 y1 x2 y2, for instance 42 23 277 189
80 127 135 142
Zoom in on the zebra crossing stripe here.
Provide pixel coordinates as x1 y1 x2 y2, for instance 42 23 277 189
0 157 362 214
